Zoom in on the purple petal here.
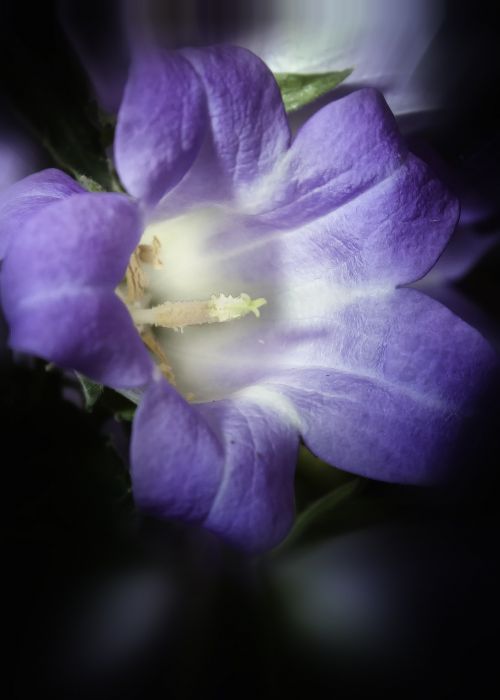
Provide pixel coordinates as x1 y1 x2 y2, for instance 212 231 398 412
1 192 142 310
1 191 152 387
182 46 290 194
162 287 497 484
168 91 457 289
147 46 292 219
0 168 84 259
115 50 207 206
184 153 458 291
414 283 500 352
0 126 42 194
247 89 407 228
259 289 497 484
130 379 224 522
314 152 459 286
418 224 500 285
8 289 152 387
198 397 298 551
131 380 297 551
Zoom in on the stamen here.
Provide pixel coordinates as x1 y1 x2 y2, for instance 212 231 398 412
121 237 265 394
130 293 267 330
137 236 164 269
125 250 148 303
140 329 177 384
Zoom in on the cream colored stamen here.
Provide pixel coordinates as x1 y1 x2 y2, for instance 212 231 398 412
125 249 148 303
137 236 164 269
140 328 176 385
130 293 266 331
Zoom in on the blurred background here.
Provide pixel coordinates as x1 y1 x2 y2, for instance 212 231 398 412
1 1 500 697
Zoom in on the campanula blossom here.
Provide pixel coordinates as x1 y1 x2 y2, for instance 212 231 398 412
62 0 445 117
0 111 41 194
0 46 496 550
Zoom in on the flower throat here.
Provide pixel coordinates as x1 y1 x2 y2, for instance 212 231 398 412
118 236 266 387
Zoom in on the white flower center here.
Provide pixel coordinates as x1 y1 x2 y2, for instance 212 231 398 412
119 207 266 395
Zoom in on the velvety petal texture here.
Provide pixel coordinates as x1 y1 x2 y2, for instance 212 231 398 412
130 379 224 523
0 168 84 259
8 290 151 387
249 289 497 484
182 46 291 193
1 191 152 387
131 379 298 551
123 45 291 218
248 88 407 226
198 396 298 550
240 90 458 286
115 50 207 206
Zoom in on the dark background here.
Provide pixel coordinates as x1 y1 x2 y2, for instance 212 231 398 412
1 1 500 697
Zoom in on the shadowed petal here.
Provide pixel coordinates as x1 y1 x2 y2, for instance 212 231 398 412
115 49 207 206
199 396 298 551
244 88 408 227
131 379 298 551
7 289 152 387
1 192 142 311
130 379 224 523
0 168 84 259
181 153 458 291
254 289 497 483
151 91 457 294
151 45 292 218
183 46 290 193
160 287 497 484
1 191 152 387
418 225 500 286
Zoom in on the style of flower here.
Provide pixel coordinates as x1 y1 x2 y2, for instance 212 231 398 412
0 46 496 550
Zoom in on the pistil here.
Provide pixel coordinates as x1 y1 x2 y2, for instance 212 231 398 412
120 237 266 389
130 293 266 330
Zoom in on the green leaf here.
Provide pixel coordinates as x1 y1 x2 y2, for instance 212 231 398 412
274 68 352 112
76 174 104 192
275 478 361 554
114 407 136 422
76 373 104 411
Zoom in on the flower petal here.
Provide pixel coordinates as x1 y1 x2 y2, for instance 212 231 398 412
114 49 207 206
198 396 298 551
244 88 407 227
163 288 497 484
130 379 297 551
0 168 84 259
130 379 224 523
1 192 142 310
260 289 498 484
182 46 291 193
159 92 456 291
7 289 152 387
1 191 153 387
152 45 292 218
178 152 458 292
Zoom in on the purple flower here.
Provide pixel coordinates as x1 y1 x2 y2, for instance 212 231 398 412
0 116 42 195
63 0 445 117
0 46 496 550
